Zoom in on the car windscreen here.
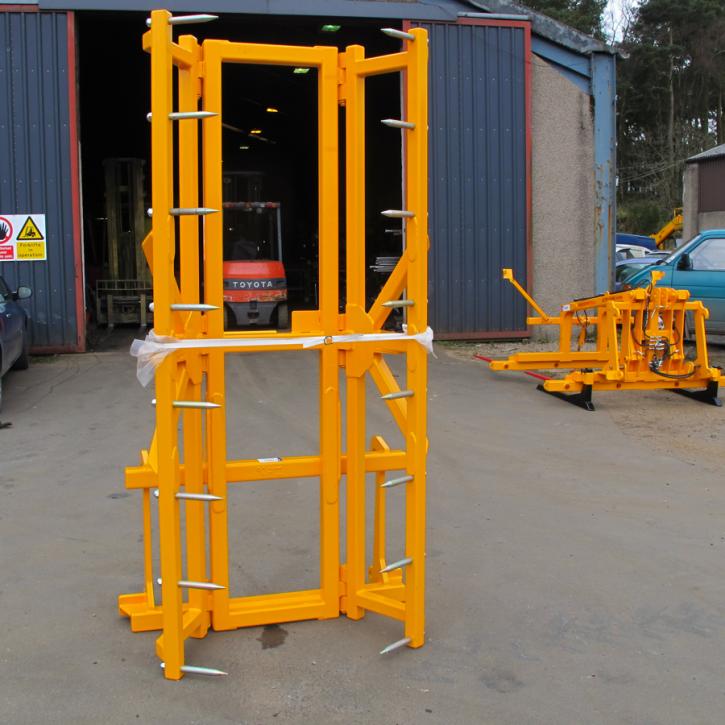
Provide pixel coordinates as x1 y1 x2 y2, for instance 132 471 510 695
615 264 642 283
662 234 702 264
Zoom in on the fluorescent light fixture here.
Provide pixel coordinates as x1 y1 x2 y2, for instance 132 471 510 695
250 129 262 134
239 145 250 150
293 67 310 74
266 107 279 113
321 24 341 32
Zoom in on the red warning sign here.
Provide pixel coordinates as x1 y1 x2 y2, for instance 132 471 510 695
0 216 13 244
0 213 46 261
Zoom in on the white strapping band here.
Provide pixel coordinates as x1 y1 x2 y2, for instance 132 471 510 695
131 326 435 386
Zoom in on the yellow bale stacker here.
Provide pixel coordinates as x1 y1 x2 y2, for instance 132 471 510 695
488 268 721 411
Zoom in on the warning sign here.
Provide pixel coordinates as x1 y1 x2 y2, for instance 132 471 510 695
0 217 13 244
17 241 46 259
17 216 44 241
0 214 46 261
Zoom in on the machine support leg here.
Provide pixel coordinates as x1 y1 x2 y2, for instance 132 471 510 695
537 382 595 412
671 380 722 407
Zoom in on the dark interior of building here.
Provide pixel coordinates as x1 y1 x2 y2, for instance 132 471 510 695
77 12 404 329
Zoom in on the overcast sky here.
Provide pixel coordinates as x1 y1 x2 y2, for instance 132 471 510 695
604 0 633 41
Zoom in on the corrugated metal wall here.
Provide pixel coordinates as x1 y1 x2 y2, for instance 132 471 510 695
415 21 529 337
698 158 725 213
0 10 80 350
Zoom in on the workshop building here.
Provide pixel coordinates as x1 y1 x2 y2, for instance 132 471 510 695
683 144 725 241
0 0 616 349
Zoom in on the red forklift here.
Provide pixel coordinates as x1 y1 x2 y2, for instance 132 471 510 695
222 199 289 329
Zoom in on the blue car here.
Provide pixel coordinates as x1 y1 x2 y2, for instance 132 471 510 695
0 275 32 411
615 252 670 291
616 232 658 252
621 230 725 335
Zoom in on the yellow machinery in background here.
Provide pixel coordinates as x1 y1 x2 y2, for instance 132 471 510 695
651 207 683 248
118 11 430 679
488 268 721 411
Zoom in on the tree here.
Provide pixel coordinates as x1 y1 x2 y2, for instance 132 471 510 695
616 0 725 233
524 0 607 38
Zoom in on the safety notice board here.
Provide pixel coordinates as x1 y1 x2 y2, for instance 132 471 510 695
0 214 47 261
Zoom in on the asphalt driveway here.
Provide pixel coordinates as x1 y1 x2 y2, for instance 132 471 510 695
1 345 725 724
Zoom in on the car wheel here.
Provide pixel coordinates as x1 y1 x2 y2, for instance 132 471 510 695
12 328 30 370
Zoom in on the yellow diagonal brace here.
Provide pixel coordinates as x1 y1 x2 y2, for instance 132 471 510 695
369 257 408 330
369 354 408 434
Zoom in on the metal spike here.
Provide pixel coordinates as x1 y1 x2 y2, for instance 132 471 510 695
168 14 218 25
380 556 413 574
176 492 223 502
381 475 414 489
381 209 415 219
170 207 219 216
170 303 219 312
147 111 218 121
382 299 415 308
170 111 217 120
147 14 218 28
153 399 221 409
381 390 414 400
380 637 412 655
178 580 225 591
154 489 223 503
381 27 415 41
381 118 416 130
172 400 221 409
160 663 228 677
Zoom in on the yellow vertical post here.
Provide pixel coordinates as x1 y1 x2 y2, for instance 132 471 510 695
206 350 230 629
200 44 232 630
342 44 368 620
403 27 428 648
560 311 572 353
370 435 391 578
344 45 366 311
141 488 155 606
318 46 341 334
149 9 175 337
176 35 209 638
177 34 201 325
318 47 341 618
201 43 224 338
181 360 209 638
149 9 185 680
344 368 366 619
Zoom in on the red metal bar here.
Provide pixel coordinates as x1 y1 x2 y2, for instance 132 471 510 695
474 354 551 382
67 10 86 352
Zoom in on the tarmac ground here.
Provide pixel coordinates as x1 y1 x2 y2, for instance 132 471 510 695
2 340 725 724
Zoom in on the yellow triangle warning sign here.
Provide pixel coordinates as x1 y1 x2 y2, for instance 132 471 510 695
17 216 44 241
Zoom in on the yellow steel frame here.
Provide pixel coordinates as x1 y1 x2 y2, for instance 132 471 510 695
118 10 429 680
489 268 721 405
